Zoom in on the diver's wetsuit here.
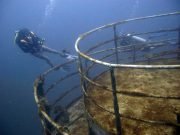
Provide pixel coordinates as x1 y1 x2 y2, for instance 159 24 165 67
15 28 65 67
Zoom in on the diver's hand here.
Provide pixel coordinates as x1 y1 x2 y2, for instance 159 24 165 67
65 54 78 61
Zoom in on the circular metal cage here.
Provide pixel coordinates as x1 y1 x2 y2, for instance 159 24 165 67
75 12 180 135
34 60 88 135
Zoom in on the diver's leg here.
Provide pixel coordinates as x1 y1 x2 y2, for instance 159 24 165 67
32 53 54 67
41 45 65 57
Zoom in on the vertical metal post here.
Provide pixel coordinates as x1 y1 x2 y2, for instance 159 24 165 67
36 77 53 135
110 67 122 135
177 114 180 134
133 45 136 63
178 30 180 60
78 55 92 135
85 59 89 77
78 55 87 92
113 25 119 64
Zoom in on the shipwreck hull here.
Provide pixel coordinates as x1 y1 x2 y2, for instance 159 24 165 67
34 12 180 135
75 12 180 135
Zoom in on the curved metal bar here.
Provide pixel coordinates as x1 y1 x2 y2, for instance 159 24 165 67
80 71 180 99
76 12 180 39
51 85 80 107
42 60 76 77
33 12 180 135
85 29 178 55
45 72 78 95
34 77 69 135
86 96 180 135
34 62 84 135
75 12 180 69
120 113 180 127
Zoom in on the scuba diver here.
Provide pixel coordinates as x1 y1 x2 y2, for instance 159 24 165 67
119 33 154 52
14 28 77 67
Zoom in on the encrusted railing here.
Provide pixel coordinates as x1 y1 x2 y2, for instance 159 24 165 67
34 60 87 135
75 12 180 135
34 12 180 135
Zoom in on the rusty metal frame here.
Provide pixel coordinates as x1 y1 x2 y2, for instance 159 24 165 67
75 12 180 69
75 12 180 135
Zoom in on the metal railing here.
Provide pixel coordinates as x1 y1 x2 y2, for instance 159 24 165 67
34 12 180 135
34 60 87 135
75 12 180 135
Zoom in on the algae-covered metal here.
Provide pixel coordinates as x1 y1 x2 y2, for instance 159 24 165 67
34 60 88 135
75 12 180 135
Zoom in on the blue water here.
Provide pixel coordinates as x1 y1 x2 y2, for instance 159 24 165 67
0 0 179 135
